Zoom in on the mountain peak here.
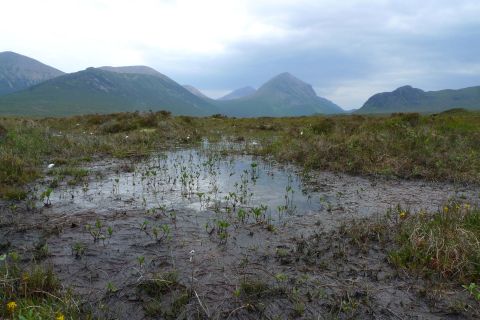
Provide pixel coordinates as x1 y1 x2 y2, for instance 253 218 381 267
0 51 64 95
219 86 256 100
183 85 210 99
258 72 317 99
0 51 21 58
394 85 424 94
358 85 434 114
217 73 343 116
267 72 301 84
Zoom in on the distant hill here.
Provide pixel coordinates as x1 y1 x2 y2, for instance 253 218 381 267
183 85 210 99
219 86 256 100
358 85 480 114
215 73 343 117
0 51 64 95
0 67 217 116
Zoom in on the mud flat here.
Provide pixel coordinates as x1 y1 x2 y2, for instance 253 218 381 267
1 145 479 319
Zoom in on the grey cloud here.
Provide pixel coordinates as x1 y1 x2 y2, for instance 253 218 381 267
139 1 480 107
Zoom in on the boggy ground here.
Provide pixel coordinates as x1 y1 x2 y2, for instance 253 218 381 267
1 144 479 319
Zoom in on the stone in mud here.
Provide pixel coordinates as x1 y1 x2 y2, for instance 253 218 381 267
377 270 390 281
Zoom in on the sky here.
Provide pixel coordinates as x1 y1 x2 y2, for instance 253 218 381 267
2 0 480 109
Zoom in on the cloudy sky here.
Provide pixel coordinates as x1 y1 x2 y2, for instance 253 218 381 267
2 0 480 108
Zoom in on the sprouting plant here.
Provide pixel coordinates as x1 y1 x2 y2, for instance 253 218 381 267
82 182 89 194
274 273 288 282
137 255 145 268
113 178 120 196
170 211 177 224
71 242 87 258
8 203 17 214
284 184 296 214
197 192 205 207
216 219 230 242
250 162 259 181
107 226 113 238
251 205 268 223
463 283 480 301
152 226 159 240
237 208 247 223
95 218 102 230
85 218 110 244
139 220 149 234
41 188 53 207
162 224 171 240
106 282 118 293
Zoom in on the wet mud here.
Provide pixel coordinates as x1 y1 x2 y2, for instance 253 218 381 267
1 146 479 319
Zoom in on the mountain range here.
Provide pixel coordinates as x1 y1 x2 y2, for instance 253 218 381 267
0 52 343 117
1 51 479 117
357 85 480 114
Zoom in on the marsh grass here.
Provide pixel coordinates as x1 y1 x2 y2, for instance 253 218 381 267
389 202 480 282
0 253 87 319
1 110 479 199
341 201 480 284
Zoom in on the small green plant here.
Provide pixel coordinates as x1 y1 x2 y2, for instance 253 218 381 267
106 282 118 293
137 255 145 268
463 283 480 301
71 242 87 258
41 187 53 206
216 219 230 242
85 218 110 244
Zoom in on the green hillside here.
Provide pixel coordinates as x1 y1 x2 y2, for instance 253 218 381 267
0 67 218 116
358 85 480 114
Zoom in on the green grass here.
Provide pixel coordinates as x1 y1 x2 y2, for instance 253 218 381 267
0 253 89 319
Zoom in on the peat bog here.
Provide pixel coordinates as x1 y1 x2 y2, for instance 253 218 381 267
1 111 480 319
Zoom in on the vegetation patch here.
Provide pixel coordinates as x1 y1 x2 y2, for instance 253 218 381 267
0 252 89 319
389 202 480 282
138 271 191 318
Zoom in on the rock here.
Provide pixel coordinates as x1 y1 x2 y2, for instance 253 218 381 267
377 271 389 281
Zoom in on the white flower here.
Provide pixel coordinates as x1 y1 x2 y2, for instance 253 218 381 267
125 135 129 139
300 131 304 135
47 163 55 169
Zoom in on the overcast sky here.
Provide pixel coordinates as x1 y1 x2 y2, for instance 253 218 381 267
2 0 480 109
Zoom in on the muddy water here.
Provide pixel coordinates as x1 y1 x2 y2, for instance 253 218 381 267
2 146 479 319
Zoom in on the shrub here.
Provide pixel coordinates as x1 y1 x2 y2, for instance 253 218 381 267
100 119 137 133
311 118 335 135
